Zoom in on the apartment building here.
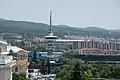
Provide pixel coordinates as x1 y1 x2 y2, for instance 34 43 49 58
72 39 120 54
0 40 16 80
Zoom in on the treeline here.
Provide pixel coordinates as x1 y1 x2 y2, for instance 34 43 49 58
55 55 120 80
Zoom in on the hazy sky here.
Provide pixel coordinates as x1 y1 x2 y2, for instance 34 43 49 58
0 0 120 29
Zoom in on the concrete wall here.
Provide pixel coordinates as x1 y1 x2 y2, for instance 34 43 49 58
0 67 12 80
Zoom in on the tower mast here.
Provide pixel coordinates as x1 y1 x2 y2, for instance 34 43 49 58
49 10 52 33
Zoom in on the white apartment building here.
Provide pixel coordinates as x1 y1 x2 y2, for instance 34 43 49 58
0 40 15 80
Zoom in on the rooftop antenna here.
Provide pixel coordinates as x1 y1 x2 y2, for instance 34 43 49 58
49 10 52 33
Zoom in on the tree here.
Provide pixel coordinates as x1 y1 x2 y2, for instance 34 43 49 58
56 54 120 80
12 72 28 80
41 59 47 74
13 73 19 80
56 66 72 80
70 62 83 80
82 70 93 80
26 45 47 52
36 45 46 52
47 58 50 74
9 49 14 56
19 72 26 79
32 50 37 63
19 41 25 49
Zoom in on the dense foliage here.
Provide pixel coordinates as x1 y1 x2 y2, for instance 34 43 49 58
56 55 120 80
12 72 28 80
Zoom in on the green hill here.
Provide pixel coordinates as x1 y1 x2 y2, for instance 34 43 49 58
0 18 120 38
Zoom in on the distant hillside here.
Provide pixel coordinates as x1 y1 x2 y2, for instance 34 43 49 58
57 25 71 28
0 18 6 21
0 18 120 38
85 27 107 31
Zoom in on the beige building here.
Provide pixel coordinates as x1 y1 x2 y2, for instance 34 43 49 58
12 60 28 78
16 50 28 61
72 40 120 54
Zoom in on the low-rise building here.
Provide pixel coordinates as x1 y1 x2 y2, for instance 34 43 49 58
28 51 63 61
12 60 28 78
7 46 28 61
17 50 28 61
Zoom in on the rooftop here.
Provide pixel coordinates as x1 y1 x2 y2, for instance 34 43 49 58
17 50 28 54
56 39 90 42
1 52 9 55
0 40 7 45
7 46 23 53
14 60 28 67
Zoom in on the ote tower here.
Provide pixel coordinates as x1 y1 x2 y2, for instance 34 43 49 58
45 11 58 51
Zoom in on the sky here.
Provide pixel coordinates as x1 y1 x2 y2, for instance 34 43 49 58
0 0 120 29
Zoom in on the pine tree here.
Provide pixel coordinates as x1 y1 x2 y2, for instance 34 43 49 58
41 59 46 74
32 50 37 63
47 58 51 74
9 49 14 56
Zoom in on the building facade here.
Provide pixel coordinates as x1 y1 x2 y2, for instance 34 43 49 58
0 41 7 53
0 40 15 80
72 39 120 54
16 50 28 61
12 60 28 78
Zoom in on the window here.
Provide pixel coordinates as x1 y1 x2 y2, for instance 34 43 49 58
23 55 25 57
15 67 18 72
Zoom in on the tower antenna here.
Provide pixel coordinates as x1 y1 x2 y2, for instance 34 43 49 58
49 10 52 33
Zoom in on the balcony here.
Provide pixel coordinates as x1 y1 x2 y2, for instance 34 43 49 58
0 54 13 65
